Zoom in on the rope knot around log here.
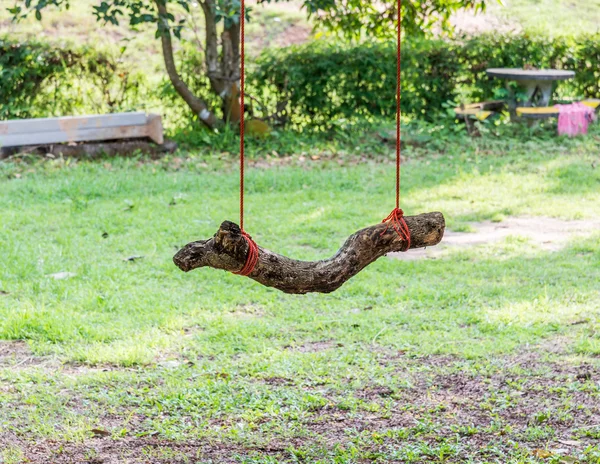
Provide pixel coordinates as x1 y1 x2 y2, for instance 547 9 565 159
173 212 445 294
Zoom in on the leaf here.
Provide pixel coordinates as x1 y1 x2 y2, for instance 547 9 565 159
177 0 190 12
532 449 553 459
91 428 110 438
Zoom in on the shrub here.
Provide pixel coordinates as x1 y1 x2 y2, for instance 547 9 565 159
4 33 600 133
0 37 147 120
0 38 78 119
251 34 600 129
566 35 600 98
251 41 396 130
251 40 462 130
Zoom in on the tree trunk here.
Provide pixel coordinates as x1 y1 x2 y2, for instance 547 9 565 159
173 212 445 294
155 0 220 129
200 0 243 124
201 0 222 95
220 21 241 123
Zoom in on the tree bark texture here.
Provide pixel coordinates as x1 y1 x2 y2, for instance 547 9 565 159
173 212 445 294
0 140 177 160
156 0 243 127
155 0 221 129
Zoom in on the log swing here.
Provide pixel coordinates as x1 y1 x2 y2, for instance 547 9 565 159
173 0 446 294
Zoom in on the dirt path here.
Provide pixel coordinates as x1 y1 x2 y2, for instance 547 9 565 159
393 216 600 260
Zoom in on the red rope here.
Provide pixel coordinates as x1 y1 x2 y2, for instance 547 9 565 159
233 230 259 276
382 0 411 252
234 0 259 276
395 0 401 211
239 0 246 231
381 208 411 251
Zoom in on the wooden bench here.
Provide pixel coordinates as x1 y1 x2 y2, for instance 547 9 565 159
516 107 559 119
0 112 163 148
516 99 600 119
454 100 505 121
583 99 600 110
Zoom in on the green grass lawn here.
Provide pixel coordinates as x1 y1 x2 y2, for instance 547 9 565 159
1 130 599 463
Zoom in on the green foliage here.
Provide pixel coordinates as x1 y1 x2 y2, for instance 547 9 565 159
260 0 489 38
436 33 600 105
252 34 600 128
252 41 397 131
4 32 600 131
11 0 489 40
251 39 461 129
567 35 600 98
0 36 148 119
74 44 147 114
0 37 78 119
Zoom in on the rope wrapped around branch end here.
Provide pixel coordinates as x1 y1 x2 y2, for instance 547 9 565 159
232 231 259 276
382 208 411 251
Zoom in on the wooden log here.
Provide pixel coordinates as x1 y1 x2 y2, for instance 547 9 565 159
173 212 445 294
0 113 163 148
1 139 177 160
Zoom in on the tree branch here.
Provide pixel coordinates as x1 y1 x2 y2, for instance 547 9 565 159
173 212 445 294
200 0 223 95
154 0 220 129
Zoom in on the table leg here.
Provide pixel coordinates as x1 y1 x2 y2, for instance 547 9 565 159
537 81 554 107
506 81 517 120
507 80 541 120
516 80 556 127
521 79 539 106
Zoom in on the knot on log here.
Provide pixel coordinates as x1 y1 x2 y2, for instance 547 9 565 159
173 212 445 294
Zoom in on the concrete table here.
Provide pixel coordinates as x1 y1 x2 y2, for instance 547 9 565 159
486 68 575 117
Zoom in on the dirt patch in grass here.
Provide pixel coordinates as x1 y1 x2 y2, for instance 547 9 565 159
0 340 31 362
0 340 55 369
227 303 266 319
1 434 277 464
381 351 599 453
288 339 340 352
355 385 395 399
254 352 599 462
261 375 296 386
392 216 600 261
0 341 127 375
3 346 599 463
277 348 600 460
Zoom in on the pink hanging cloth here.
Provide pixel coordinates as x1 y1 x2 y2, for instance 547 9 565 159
555 102 597 137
